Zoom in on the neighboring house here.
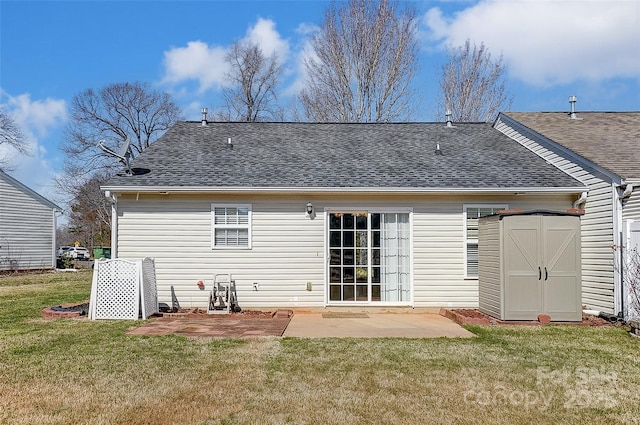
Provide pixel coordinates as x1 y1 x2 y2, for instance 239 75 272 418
102 120 586 309
494 111 640 316
0 170 62 271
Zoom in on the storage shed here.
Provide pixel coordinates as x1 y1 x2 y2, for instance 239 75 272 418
0 170 61 271
478 210 582 321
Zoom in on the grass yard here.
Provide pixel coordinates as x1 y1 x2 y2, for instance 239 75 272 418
1 272 640 425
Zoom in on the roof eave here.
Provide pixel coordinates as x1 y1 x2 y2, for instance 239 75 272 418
101 185 588 195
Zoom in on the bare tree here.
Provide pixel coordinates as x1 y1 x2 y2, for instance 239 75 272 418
66 172 113 248
300 0 419 123
438 39 512 122
57 82 181 241
219 41 284 122
0 107 29 170
60 82 182 179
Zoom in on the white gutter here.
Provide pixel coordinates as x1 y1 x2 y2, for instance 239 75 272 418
101 185 588 195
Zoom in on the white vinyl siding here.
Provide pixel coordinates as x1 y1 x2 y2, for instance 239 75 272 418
116 192 573 309
211 204 251 249
495 118 617 313
464 205 507 278
0 175 56 271
622 183 640 222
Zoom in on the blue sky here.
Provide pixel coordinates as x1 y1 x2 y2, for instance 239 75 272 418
1 0 639 207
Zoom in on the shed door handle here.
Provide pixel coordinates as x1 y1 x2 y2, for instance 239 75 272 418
538 267 541 280
544 267 548 281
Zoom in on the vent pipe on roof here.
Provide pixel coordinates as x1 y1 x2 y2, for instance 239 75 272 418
445 109 453 127
568 96 578 119
227 137 233 150
201 107 208 126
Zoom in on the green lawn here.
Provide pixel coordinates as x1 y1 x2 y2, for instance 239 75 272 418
1 271 639 424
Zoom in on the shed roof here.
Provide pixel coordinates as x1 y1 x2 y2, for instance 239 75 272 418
503 112 640 179
104 121 584 193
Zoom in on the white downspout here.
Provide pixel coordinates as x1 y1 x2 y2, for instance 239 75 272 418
105 191 118 258
613 183 633 315
52 209 61 269
617 183 634 316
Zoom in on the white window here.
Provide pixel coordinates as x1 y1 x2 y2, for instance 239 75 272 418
211 204 252 249
464 204 507 278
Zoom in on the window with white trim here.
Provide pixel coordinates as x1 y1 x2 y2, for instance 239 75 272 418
211 204 252 249
464 204 507 277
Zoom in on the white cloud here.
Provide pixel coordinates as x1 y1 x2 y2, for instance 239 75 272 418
0 92 66 200
4 93 66 139
243 17 290 61
161 18 290 93
281 22 320 98
423 0 640 86
3 154 62 203
162 41 229 92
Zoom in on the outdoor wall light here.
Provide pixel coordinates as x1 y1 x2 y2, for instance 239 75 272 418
306 202 314 215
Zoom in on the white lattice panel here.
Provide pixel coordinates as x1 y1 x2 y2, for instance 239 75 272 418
141 258 158 318
91 259 140 320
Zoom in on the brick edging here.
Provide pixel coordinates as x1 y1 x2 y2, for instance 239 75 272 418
439 308 492 326
42 307 81 319
41 300 90 319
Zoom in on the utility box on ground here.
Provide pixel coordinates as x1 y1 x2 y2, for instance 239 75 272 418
478 210 582 321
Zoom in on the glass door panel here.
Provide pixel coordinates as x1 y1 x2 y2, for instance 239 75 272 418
328 212 368 302
328 211 410 303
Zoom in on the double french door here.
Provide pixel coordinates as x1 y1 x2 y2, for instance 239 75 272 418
328 211 411 303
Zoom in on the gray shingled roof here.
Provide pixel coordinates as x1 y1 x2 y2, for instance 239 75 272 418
504 112 640 179
104 121 584 191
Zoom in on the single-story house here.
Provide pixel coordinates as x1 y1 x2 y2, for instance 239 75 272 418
102 120 587 309
0 170 62 271
494 110 640 316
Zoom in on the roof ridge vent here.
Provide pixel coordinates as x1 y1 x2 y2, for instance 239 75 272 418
568 96 578 119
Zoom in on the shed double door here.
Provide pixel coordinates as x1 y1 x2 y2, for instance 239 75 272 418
503 215 581 321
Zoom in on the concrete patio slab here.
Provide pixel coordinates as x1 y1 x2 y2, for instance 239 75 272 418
282 313 475 338
125 311 474 339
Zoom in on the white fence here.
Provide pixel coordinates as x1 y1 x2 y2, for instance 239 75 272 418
89 258 158 320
